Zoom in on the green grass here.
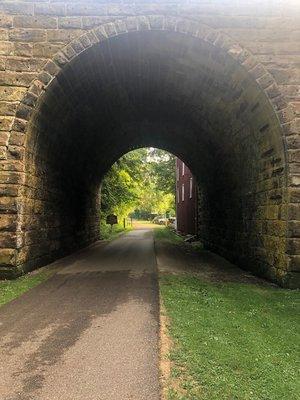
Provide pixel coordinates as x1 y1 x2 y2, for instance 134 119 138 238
160 274 300 400
100 222 132 240
154 226 184 244
0 269 52 307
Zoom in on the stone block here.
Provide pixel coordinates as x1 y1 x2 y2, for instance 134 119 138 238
287 148 300 163
282 118 300 136
7 145 25 160
289 164 300 175
53 51 68 68
0 146 6 160
12 118 27 132
66 3 107 17
103 23 117 37
288 221 300 238
9 29 46 42
82 16 112 29
288 204 300 220
58 17 82 29
0 248 16 265
29 79 44 97
44 60 60 76
33 42 61 58
14 42 32 57
288 188 300 203
9 132 25 147
269 67 300 85
14 16 57 29
15 103 32 120
110 3 136 15
38 71 52 85
0 214 17 231
266 205 279 220
0 57 5 71
287 238 300 255
47 29 82 43
0 2 34 16
0 15 13 28
0 42 13 56
267 220 286 237
148 15 164 30
289 175 300 187
0 196 17 213
0 160 24 172
256 72 274 89
277 104 297 124
86 31 98 46
78 34 91 49
0 102 18 116
0 131 9 146
93 26 107 41
0 29 8 41
0 232 17 248
6 57 46 72
35 3 66 17
125 17 138 32
286 135 300 150
0 117 13 131
71 39 84 54
62 45 76 60
136 16 150 32
289 256 300 272
0 183 19 197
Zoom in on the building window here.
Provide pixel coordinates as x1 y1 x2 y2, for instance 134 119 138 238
182 184 185 201
189 177 193 199
182 163 185 176
176 167 179 181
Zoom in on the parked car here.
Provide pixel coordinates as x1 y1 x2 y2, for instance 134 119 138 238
167 217 176 228
152 216 161 224
152 216 167 225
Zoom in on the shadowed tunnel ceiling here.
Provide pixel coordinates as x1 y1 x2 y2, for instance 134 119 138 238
24 29 287 283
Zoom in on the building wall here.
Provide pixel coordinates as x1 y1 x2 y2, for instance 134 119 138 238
176 158 197 235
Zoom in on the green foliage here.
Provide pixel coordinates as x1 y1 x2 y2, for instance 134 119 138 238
101 148 176 221
154 227 184 244
99 221 132 240
0 270 52 307
160 274 300 400
147 148 176 194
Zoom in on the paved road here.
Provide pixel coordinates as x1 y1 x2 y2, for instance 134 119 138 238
0 228 160 400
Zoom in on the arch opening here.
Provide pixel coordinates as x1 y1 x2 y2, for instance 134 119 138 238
18 28 287 284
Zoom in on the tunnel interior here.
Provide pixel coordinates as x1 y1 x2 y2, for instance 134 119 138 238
22 29 287 282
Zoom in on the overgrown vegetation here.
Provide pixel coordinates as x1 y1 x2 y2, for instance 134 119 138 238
99 221 132 240
0 269 52 307
160 274 300 400
101 148 176 222
154 226 184 244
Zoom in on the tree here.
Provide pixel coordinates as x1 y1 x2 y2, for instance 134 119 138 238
100 148 175 221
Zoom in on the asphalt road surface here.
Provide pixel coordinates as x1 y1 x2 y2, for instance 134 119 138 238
0 228 160 400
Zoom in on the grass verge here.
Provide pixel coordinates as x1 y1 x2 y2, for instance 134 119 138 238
160 274 300 399
0 269 52 307
154 226 184 244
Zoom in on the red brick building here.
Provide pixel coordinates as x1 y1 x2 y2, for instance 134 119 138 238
175 159 198 235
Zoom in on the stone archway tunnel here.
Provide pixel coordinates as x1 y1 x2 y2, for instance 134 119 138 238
0 1 299 287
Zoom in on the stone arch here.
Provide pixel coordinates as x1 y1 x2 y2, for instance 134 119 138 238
15 15 290 136
2 15 297 287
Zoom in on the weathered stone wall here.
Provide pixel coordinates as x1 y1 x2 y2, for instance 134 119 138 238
0 0 298 287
